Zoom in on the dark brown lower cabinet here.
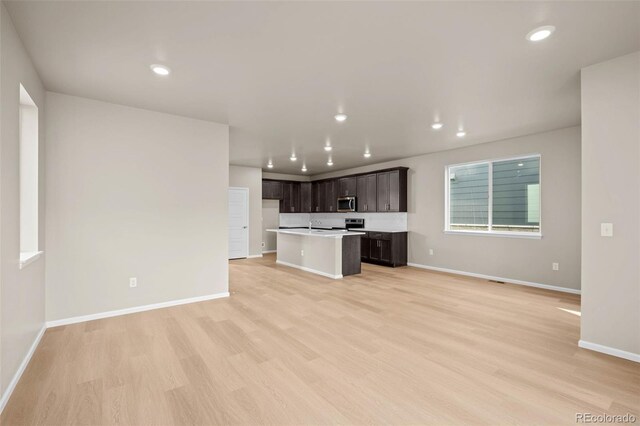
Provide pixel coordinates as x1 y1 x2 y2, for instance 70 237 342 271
361 232 407 267
342 235 362 276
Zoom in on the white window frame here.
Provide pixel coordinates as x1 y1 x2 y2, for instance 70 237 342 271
444 154 542 239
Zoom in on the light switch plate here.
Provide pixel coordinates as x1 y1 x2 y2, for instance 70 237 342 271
601 223 613 237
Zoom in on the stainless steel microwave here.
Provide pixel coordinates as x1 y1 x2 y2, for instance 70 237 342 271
337 196 356 212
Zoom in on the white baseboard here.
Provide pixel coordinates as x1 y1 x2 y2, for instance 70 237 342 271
247 254 263 258
579 340 640 363
262 250 276 254
0 325 46 414
407 262 580 295
46 292 230 328
276 260 342 279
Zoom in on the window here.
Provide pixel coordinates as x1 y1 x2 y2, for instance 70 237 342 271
19 84 41 268
445 155 541 237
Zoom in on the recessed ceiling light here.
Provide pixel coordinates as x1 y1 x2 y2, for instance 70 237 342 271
290 154 297 161
327 159 334 166
324 146 332 152
334 113 347 122
526 25 555 42
150 64 171 76
364 151 371 158
267 160 273 169
456 130 466 138
301 165 308 172
431 122 443 130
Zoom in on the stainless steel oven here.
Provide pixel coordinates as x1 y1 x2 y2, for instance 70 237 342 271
337 196 356 212
345 218 364 229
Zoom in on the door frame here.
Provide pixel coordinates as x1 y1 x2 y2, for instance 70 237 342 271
228 187 250 259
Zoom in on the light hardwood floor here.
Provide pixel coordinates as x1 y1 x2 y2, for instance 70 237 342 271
2 254 639 425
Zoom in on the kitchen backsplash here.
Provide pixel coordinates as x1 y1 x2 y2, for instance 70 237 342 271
279 212 408 232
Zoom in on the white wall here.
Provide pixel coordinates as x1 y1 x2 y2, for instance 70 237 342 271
313 126 582 291
0 2 46 405
229 165 262 257
262 200 279 252
262 172 311 182
580 52 640 359
45 92 229 322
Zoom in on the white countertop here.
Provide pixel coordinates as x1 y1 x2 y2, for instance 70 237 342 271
267 228 366 238
359 228 407 233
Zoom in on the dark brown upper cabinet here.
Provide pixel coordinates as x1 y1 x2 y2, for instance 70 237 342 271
300 182 312 213
262 180 283 200
377 169 407 212
280 181 301 213
262 166 407 214
356 174 377 212
320 180 337 212
338 177 357 197
311 181 322 212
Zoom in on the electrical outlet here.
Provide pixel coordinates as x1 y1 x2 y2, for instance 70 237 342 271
129 277 137 288
552 263 559 271
601 223 613 237
261 241 265 248
301 250 304 256
429 248 434 256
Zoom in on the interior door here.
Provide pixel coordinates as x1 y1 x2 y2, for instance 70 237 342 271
228 187 249 259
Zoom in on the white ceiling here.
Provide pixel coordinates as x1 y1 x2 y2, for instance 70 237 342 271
6 1 639 175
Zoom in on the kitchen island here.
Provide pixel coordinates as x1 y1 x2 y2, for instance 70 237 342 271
266 228 365 279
